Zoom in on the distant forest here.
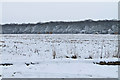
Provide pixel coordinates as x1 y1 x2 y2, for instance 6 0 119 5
1 20 120 34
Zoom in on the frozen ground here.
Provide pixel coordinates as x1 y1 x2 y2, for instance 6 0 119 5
0 34 119 78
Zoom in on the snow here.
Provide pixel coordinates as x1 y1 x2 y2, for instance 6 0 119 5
0 34 118 78
1 59 118 78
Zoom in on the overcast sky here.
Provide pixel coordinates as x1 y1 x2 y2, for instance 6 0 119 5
2 2 118 24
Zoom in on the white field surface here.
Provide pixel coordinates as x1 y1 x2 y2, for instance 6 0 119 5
0 34 119 78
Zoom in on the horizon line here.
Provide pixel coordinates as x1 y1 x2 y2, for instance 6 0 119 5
1 19 119 25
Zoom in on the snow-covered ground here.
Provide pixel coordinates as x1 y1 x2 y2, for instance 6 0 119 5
0 34 119 78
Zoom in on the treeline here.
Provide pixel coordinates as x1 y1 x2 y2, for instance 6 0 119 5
1 19 120 34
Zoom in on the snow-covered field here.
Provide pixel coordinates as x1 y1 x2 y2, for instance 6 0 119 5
0 34 119 78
